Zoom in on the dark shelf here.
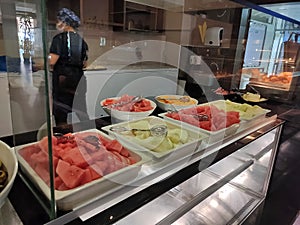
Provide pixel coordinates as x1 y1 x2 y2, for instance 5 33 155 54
126 8 154 14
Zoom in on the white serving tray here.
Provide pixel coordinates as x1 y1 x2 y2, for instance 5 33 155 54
102 116 208 159
210 100 271 121
15 129 149 210
157 101 241 143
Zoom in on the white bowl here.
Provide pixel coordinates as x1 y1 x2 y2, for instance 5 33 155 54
100 97 156 121
155 95 198 111
0 141 18 208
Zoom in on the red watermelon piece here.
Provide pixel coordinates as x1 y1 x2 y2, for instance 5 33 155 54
54 176 64 190
106 139 123 153
80 168 93 185
128 156 137 164
19 144 40 162
60 147 91 168
120 147 130 157
35 163 50 185
20 131 140 190
87 165 103 180
56 160 85 189
30 150 49 169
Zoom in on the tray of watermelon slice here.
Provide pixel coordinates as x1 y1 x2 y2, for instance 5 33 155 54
15 129 149 210
158 102 241 143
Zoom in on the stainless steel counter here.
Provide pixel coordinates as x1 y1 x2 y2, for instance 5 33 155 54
115 121 281 225
38 114 283 225
0 200 23 225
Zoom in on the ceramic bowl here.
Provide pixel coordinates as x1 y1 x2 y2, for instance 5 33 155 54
100 97 156 121
155 95 198 111
0 141 18 208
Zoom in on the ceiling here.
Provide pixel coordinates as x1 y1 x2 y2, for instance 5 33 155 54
126 0 300 23
261 2 300 22
0 0 298 24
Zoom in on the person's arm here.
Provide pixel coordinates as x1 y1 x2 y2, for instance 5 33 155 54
83 52 88 68
49 34 63 71
48 53 60 71
82 40 89 68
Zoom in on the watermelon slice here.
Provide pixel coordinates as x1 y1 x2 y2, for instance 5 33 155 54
18 144 40 162
56 160 85 189
106 139 123 153
20 131 140 190
80 169 93 185
60 147 90 168
87 165 103 180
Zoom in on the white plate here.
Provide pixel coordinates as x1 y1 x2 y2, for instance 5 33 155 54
102 116 208 158
242 95 268 103
15 129 148 210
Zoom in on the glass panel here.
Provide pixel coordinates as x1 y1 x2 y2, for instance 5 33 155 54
240 3 300 102
0 0 294 223
0 0 56 219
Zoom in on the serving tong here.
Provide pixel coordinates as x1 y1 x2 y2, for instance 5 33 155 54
103 95 143 109
191 114 209 121
167 104 209 121
247 84 260 96
110 124 168 137
54 133 102 148
54 133 74 141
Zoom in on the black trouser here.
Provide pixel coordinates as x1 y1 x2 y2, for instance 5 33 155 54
53 88 89 126
52 68 89 125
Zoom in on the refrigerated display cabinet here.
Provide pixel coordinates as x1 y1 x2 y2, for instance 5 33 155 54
11 114 283 225
0 0 296 224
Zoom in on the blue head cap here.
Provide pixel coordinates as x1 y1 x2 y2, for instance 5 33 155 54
57 8 80 28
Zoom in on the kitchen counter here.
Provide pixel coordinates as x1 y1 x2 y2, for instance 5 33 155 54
84 62 176 73
84 67 179 119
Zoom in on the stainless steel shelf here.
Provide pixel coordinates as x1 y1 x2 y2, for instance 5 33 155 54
113 119 283 225
0 200 23 225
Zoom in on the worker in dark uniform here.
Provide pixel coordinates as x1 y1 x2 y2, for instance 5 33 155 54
49 8 89 126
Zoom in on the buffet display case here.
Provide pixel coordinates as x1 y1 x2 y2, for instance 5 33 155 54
248 71 298 102
116 121 281 225
241 7 300 103
13 113 283 225
0 0 297 224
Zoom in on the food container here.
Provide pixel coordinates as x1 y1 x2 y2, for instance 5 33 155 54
210 100 271 121
102 116 208 158
100 97 156 122
248 71 299 102
241 92 268 103
158 102 241 143
0 141 18 209
15 129 148 210
155 95 198 111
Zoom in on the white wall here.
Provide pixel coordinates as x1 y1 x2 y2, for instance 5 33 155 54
85 68 178 119
0 73 12 137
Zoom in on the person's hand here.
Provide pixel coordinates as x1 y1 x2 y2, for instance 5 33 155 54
83 60 87 68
